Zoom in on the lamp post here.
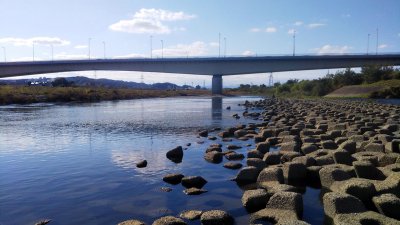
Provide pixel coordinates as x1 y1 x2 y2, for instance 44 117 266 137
161 40 164 58
88 38 92 59
1 46 5 62
102 41 106 59
367 33 370 55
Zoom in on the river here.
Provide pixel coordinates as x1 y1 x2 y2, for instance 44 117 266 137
0 96 324 225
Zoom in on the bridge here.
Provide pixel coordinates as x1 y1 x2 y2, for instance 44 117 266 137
1 54 400 94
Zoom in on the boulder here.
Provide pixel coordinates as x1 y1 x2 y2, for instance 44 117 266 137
333 211 400 225
163 173 184 185
256 142 270 154
292 156 316 167
322 192 366 219
319 166 352 190
241 189 269 212
198 130 208 137
179 210 203 220
234 129 247 138
223 162 242 169
339 140 357 154
280 142 301 152
353 161 386 180
200 210 234 225
283 162 307 183
332 150 353 165
118 220 146 225
227 144 241 150
204 151 223 164
246 158 266 171
321 140 338 149
224 152 244 161
152 216 186 225
183 187 207 195
235 166 260 184
181 176 207 188
257 167 284 185
166 146 183 163
263 152 282 165
247 149 264 159
136 160 147 168
330 178 377 205
365 143 385 152
301 144 318 155
267 192 303 218
372 193 400 220
385 139 400 153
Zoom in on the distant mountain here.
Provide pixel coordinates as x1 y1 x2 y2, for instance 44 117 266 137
0 76 198 90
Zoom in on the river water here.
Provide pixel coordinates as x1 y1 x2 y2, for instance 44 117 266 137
0 96 324 225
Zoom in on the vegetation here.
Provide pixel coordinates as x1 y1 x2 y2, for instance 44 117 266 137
231 65 400 98
0 86 209 105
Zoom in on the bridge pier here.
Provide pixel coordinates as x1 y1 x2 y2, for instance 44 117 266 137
212 75 223 95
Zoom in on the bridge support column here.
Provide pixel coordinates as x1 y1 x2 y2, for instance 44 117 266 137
212 75 223 95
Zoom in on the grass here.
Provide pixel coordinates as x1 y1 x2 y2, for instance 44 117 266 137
325 79 400 98
0 85 210 105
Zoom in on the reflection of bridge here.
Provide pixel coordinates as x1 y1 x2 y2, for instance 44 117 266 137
1 54 400 94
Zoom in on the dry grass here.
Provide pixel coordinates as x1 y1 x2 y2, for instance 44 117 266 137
325 79 400 98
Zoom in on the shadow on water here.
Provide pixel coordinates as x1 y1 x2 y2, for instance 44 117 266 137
211 96 222 120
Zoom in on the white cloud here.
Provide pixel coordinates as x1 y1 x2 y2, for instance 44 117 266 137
312 44 351 55
265 27 277 33
0 37 70 46
288 29 296 35
209 42 219 47
250 28 261 32
113 53 146 59
152 41 208 57
378 44 388 49
308 23 326 29
242 50 255 56
294 21 303 26
11 56 41 62
74 45 88 49
109 8 196 34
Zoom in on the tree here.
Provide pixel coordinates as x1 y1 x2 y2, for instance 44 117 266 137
52 78 73 87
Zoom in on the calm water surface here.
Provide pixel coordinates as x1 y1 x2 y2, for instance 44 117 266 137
0 96 323 225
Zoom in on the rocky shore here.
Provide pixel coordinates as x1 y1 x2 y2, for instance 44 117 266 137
118 97 400 225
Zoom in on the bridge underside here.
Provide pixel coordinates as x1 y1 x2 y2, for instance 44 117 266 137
1 54 400 95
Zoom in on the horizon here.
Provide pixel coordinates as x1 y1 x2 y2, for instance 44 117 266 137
1 0 399 86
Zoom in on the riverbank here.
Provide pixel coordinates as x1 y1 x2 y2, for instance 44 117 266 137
0 85 211 105
325 79 400 98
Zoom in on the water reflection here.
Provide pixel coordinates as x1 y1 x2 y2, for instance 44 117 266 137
211 96 222 120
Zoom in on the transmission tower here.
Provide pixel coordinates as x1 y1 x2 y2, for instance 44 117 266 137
268 73 274 87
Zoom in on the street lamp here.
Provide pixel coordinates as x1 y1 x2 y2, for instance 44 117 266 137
161 40 164 58
88 38 92 59
1 46 5 62
102 41 106 59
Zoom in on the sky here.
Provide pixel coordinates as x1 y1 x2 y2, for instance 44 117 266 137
0 0 399 87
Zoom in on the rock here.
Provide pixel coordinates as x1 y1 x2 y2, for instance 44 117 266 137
181 176 207 189
224 152 244 160
118 220 146 225
200 210 234 225
241 189 269 212
256 142 270 154
235 166 260 184
266 137 280 145
223 162 242 169
247 158 266 171
227 144 241 150
283 162 307 183
34 220 51 225
266 191 303 218
163 173 184 185
257 167 284 185
306 166 322 183
204 151 223 164
160 187 172 192
198 130 208 137
205 147 222 153
136 160 147 168
166 146 183 163
321 140 338 149
385 139 400 153
247 149 264 159
183 187 207 195
314 155 335 166
276 220 311 225
292 156 316 167
280 141 301 152
301 144 318 155
280 151 302 163
372 193 400 220
152 216 186 225
333 211 400 225
179 210 203 220
322 192 366 219
234 129 247 138
332 150 353 165
260 183 299 194
263 152 282 165
374 173 400 196
353 160 386 180
319 166 352 190
218 131 230 138
365 143 385 152
208 136 217 140
330 178 377 205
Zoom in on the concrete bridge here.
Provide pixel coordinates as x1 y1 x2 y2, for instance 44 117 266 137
1 54 400 94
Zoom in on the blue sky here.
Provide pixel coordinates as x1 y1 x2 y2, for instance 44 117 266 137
1 0 399 86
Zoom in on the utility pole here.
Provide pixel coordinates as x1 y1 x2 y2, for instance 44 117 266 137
88 38 92 59
367 33 370 55
376 28 379 55
293 30 296 56
2 46 6 62
102 41 106 59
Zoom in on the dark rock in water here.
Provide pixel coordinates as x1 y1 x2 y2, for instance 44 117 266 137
206 147 222 153
197 140 205 144
117 219 146 225
136 160 147 168
200 210 234 225
232 113 240 119
225 152 245 160
181 176 208 188
208 136 217 140
241 189 269 212
163 173 184 185
183 187 208 195
222 138 233 142
204 151 223 163
166 146 183 163
152 216 187 225
227 144 241 150
226 106 231 110
198 130 208 137
235 166 260 184
160 187 173 192
35 219 51 225
179 210 203 220
223 162 243 169
186 143 191 146
218 131 231 138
